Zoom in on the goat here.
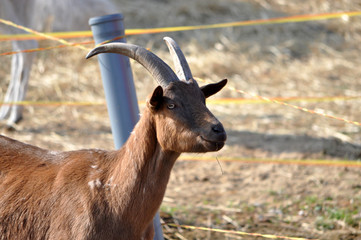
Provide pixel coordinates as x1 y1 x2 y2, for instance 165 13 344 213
0 37 227 239
0 0 116 125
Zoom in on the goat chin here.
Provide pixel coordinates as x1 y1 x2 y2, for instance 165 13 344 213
189 136 225 152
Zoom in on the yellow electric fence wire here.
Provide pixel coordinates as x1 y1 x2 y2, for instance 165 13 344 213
166 223 319 240
1 95 360 106
0 11 360 41
1 10 361 55
0 40 94 56
205 96 361 105
0 18 90 51
179 156 361 168
195 78 361 127
0 31 94 41
0 88 360 127
229 86 361 127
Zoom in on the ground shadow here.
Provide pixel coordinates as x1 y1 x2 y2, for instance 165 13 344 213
227 130 361 160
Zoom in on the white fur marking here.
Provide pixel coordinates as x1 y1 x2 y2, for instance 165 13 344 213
95 179 102 188
88 179 102 189
88 180 95 190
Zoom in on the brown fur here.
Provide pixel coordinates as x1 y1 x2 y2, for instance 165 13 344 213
0 80 226 240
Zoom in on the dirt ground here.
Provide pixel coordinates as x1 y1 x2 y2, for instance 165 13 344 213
1 0 361 239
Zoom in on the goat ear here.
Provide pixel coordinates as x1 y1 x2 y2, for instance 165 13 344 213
201 79 227 98
148 86 164 109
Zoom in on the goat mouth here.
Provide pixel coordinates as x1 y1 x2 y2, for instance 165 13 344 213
200 136 225 150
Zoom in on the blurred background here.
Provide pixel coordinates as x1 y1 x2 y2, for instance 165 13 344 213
1 0 361 239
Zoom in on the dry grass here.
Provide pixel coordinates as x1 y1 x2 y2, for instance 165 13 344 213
1 0 361 239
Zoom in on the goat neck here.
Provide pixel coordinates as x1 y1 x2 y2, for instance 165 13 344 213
104 106 179 234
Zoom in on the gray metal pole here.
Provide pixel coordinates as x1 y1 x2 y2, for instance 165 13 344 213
89 13 164 240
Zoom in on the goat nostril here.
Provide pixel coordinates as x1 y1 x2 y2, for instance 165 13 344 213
212 124 224 133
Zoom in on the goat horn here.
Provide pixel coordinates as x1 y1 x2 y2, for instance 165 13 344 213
163 37 194 84
86 42 178 88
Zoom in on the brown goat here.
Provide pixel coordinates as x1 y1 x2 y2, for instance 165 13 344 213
0 37 227 240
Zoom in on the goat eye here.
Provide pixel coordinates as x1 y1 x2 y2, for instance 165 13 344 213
167 104 175 109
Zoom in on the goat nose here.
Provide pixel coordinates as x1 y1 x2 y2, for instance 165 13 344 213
212 123 225 134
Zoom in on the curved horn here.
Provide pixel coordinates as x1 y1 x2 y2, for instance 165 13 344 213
86 42 178 88
163 37 194 83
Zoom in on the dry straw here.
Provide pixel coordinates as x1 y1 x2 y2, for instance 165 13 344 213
1 12 361 127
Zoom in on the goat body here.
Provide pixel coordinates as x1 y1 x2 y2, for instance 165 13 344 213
0 38 227 239
0 106 177 239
